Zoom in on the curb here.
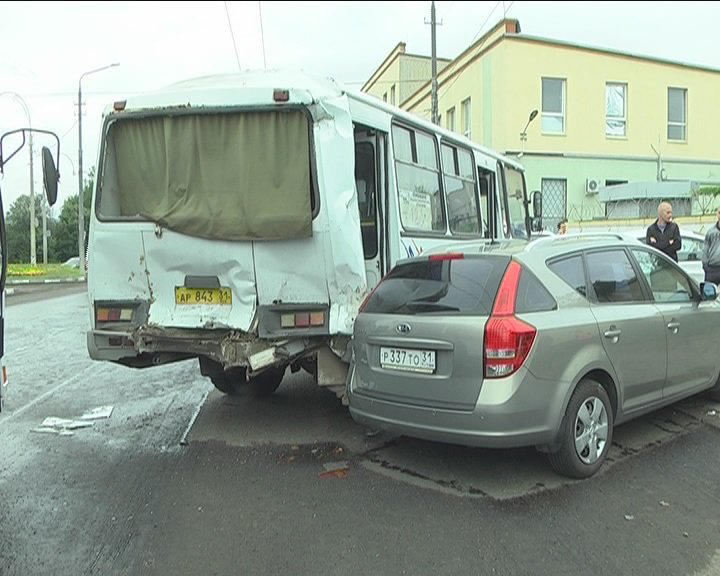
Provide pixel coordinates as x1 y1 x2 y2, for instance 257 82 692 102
6 277 86 296
7 276 86 286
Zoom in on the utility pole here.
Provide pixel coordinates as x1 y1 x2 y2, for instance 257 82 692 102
430 1 439 125
28 130 36 265
78 63 119 268
425 2 442 125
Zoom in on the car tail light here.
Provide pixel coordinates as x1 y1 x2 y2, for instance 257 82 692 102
484 261 537 378
428 253 464 261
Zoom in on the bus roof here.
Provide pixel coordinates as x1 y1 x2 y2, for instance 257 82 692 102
107 69 524 171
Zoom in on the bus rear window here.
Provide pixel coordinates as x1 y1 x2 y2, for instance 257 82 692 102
98 109 314 241
362 256 510 315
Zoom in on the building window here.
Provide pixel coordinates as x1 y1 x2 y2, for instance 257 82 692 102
541 78 565 134
446 107 455 132
390 85 396 106
606 83 627 137
461 98 471 139
668 87 687 141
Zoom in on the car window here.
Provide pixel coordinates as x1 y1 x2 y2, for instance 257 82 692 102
586 250 645 303
516 269 557 313
677 236 703 262
631 249 693 302
548 255 587 298
363 256 509 315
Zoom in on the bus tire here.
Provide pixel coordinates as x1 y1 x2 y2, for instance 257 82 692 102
248 366 285 397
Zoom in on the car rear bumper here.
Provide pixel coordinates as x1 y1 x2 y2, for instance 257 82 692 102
347 365 571 449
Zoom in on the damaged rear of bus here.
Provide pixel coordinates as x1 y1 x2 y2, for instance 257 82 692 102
87 71 365 397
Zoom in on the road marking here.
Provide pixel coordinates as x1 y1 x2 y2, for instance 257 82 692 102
0 364 96 425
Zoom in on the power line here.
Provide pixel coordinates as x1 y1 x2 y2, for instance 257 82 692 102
224 1 242 72
258 1 267 68
435 0 511 106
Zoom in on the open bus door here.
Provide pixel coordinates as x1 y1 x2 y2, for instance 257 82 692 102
0 129 60 412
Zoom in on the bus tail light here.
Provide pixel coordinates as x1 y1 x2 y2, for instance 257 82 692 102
96 306 134 323
280 311 325 328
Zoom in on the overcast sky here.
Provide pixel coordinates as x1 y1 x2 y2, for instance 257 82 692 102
1 0 718 212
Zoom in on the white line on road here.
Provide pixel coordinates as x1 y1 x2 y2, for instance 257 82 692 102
0 363 97 425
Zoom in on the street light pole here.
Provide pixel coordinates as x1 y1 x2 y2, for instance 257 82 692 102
0 92 36 264
78 63 119 268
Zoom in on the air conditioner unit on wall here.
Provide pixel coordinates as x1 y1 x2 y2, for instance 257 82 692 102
585 178 602 194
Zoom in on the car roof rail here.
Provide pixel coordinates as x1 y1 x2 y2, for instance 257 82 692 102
526 232 628 250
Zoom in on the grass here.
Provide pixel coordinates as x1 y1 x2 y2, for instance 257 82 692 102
7 263 85 282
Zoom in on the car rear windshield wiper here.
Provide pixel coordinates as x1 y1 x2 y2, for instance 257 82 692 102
402 301 461 314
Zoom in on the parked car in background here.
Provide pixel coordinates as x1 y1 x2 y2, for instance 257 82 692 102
61 256 80 268
347 234 720 479
616 228 705 285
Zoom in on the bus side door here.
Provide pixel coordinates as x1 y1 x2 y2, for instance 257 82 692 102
354 127 386 289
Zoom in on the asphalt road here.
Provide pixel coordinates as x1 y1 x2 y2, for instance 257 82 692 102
1 287 720 575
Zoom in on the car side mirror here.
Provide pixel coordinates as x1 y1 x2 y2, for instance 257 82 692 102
700 282 717 301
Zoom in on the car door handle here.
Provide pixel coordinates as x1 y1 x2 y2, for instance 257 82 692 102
667 321 680 333
603 329 622 339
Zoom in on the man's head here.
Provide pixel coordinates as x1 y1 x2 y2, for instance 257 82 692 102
658 202 673 224
557 218 568 235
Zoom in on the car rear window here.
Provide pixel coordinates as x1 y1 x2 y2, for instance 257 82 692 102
362 256 510 315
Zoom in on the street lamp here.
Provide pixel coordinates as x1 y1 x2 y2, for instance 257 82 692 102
518 109 539 158
78 63 119 267
0 91 36 264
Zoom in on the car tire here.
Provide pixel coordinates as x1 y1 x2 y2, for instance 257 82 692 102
709 373 720 402
548 378 614 479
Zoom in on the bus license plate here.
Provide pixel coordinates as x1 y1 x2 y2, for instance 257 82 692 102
175 287 232 305
380 347 436 373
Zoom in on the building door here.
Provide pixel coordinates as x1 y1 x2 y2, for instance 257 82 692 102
541 178 567 233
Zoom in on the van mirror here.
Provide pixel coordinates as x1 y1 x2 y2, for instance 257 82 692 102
532 190 542 218
41 146 59 207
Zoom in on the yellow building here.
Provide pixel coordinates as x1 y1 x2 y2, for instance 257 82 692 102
362 19 720 229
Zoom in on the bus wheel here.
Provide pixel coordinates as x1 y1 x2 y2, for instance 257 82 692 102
248 366 285 397
198 357 245 396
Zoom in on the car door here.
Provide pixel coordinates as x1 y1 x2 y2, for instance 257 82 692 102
586 249 667 413
630 248 718 400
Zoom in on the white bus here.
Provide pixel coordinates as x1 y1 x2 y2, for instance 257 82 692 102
87 70 539 398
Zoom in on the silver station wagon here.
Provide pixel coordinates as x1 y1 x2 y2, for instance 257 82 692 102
347 234 720 478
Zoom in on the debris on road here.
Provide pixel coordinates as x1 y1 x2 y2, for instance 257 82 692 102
659 500 670 507
319 460 350 479
31 406 114 435
624 514 635 521
81 405 114 420
32 417 94 435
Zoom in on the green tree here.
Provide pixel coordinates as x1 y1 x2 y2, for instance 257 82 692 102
5 194 43 264
696 186 720 215
49 169 94 263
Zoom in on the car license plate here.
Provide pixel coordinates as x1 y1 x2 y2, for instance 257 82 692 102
175 287 232 305
380 347 436 373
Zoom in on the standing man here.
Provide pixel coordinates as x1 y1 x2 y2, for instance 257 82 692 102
702 208 720 284
646 201 682 261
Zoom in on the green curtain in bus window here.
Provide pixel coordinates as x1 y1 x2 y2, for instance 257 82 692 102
107 110 312 241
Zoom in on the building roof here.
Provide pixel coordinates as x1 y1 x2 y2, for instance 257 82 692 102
378 17 720 109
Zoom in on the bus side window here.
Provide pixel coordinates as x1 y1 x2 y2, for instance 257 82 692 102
354 141 378 259
478 169 492 239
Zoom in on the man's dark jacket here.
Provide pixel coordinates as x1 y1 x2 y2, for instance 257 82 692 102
646 220 682 261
